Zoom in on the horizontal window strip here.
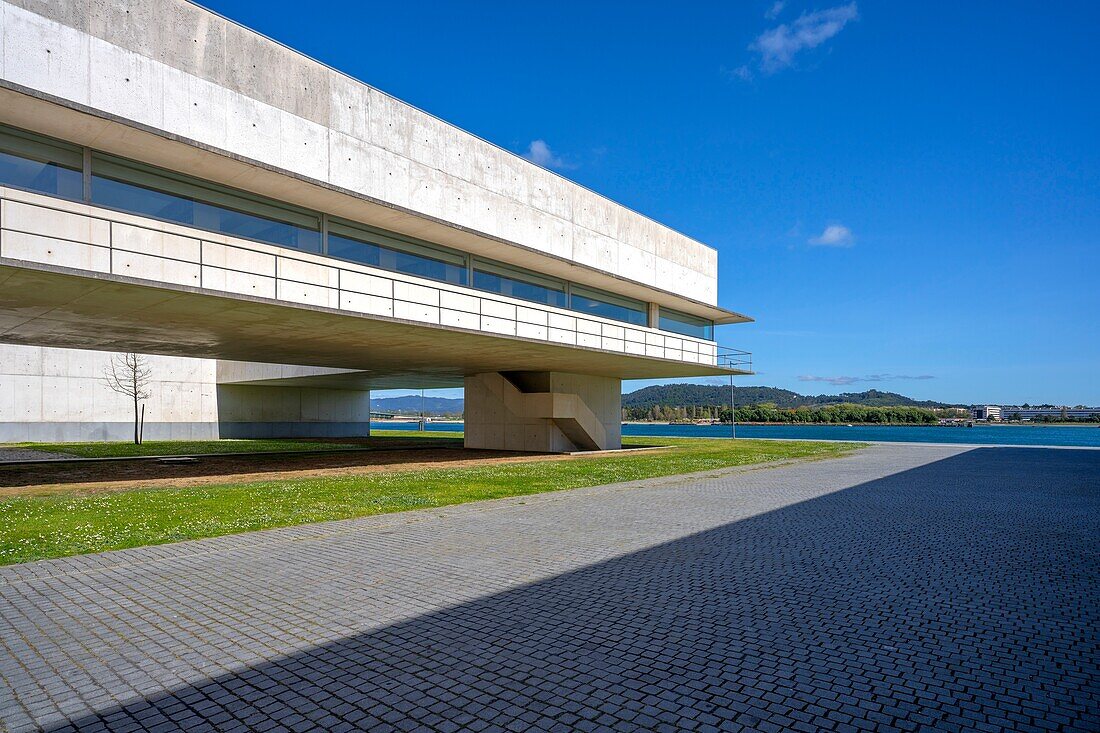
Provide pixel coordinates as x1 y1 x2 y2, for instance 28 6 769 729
0 126 83 201
0 122 716 339
659 307 714 340
328 232 467 286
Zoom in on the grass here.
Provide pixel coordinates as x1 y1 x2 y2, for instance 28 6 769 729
0 436 863 565
373 430 463 440
3 439 366 459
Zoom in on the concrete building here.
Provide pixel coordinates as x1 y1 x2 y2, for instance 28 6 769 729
998 406 1100 421
0 0 750 450
970 406 1002 421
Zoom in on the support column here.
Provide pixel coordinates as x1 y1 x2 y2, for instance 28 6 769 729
464 372 621 452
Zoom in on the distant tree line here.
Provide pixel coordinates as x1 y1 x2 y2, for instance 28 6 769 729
621 384 958 410
622 402 942 424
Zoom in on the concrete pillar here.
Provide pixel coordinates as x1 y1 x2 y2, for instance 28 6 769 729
463 372 621 452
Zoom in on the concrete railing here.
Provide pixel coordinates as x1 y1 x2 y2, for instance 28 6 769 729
0 186 719 366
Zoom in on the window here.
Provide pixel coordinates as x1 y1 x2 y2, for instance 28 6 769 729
0 126 83 200
0 125 705 336
569 286 647 326
659 308 714 340
328 220 467 285
472 260 566 308
90 154 321 252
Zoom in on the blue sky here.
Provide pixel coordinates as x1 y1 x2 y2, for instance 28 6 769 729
204 1 1099 405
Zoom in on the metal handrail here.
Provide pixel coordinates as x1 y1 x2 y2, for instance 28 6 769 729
717 346 752 372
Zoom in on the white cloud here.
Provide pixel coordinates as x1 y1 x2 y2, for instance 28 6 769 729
522 139 574 170
729 65 754 82
799 375 861 386
751 2 859 73
765 1 786 19
809 224 854 247
799 374 936 386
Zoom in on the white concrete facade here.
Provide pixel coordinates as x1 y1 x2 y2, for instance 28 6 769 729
0 344 373 442
0 344 216 442
0 0 752 450
0 0 728 310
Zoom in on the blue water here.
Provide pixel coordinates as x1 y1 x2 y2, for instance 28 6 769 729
377 421 1100 448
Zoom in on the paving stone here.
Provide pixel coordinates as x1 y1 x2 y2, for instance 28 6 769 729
0 445 1097 732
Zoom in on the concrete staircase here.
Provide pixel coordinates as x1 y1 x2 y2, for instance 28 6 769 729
500 372 607 451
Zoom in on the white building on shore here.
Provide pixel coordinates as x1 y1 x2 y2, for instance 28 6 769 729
970 406 1002 421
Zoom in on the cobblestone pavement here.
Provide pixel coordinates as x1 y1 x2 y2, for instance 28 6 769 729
1 444 1097 732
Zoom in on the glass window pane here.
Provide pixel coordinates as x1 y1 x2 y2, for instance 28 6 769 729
659 309 714 340
91 172 320 253
0 125 83 200
328 234 382 267
329 233 467 285
569 289 647 326
195 200 319 252
473 268 566 307
92 175 193 223
0 150 83 200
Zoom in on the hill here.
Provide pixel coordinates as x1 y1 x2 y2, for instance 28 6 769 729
621 385 957 410
372 385 958 417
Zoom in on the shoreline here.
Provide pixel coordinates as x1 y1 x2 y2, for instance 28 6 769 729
374 416 1095 429
372 419 1098 429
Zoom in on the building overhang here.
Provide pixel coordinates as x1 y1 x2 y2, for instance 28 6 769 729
0 83 752 327
0 262 750 389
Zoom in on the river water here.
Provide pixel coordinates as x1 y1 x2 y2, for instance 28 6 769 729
377 421 1100 448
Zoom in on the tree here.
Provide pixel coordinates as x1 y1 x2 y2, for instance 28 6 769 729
103 353 152 444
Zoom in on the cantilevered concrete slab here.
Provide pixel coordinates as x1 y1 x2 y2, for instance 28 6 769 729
0 263 738 389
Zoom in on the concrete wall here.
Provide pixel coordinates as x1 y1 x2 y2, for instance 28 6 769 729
0 0 719 305
0 344 218 441
216 384 371 438
0 344 372 442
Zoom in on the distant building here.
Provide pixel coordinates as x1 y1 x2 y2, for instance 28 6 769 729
971 406 1002 421
999 406 1100 420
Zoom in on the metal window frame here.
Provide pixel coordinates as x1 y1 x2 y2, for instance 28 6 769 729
659 307 714 332
90 152 322 231
569 284 647 314
328 217 467 268
471 258 567 293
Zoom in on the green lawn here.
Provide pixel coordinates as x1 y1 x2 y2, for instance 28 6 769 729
373 429 463 440
0 437 862 565
4 438 369 459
